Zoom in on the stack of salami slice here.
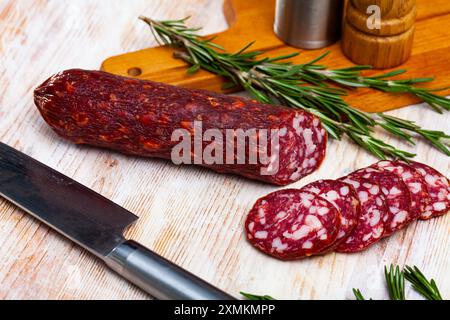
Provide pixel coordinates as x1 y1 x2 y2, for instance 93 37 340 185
245 160 449 260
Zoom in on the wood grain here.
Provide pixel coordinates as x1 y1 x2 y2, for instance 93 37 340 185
0 0 448 300
101 0 450 112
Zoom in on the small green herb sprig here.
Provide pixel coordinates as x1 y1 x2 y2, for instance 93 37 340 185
240 292 276 301
352 288 368 301
354 264 442 301
140 16 450 160
241 264 443 300
404 265 443 300
385 265 406 300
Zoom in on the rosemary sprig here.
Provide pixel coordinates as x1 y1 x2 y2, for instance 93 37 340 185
404 266 443 300
292 54 450 113
139 16 450 160
240 291 276 301
352 288 369 300
241 266 443 300
385 265 406 300
354 264 444 301
377 114 450 156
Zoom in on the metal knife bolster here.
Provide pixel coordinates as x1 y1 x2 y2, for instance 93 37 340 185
105 240 234 300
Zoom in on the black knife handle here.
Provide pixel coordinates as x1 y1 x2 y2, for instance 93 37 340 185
104 240 235 300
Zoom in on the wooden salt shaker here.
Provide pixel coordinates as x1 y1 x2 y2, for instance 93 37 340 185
342 0 417 69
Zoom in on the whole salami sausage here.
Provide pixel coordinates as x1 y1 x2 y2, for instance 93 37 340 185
34 69 327 185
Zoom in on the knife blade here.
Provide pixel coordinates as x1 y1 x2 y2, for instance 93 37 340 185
0 142 234 300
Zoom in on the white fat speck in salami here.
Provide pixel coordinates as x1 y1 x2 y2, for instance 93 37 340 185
389 187 402 195
272 237 288 251
369 185 380 195
279 127 288 137
326 190 339 201
340 186 350 195
336 176 387 252
402 172 413 180
302 180 360 246
358 191 369 202
317 207 330 215
302 241 313 249
245 189 339 260
255 231 268 239
433 202 446 211
407 161 449 219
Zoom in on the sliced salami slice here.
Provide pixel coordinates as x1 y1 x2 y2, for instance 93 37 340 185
407 161 450 219
352 167 412 235
372 160 430 222
301 180 360 243
245 189 340 260
336 176 386 253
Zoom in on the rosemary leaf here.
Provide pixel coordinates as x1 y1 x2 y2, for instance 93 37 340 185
240 292 276 300
352 288 368 301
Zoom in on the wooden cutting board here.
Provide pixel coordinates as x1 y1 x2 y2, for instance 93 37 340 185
101 0 450 112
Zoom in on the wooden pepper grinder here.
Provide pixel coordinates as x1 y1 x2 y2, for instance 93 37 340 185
342 0 417 69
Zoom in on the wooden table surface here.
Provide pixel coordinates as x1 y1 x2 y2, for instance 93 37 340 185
0 0 448 300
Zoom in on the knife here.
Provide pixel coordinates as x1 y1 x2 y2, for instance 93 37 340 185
0 142 234 300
